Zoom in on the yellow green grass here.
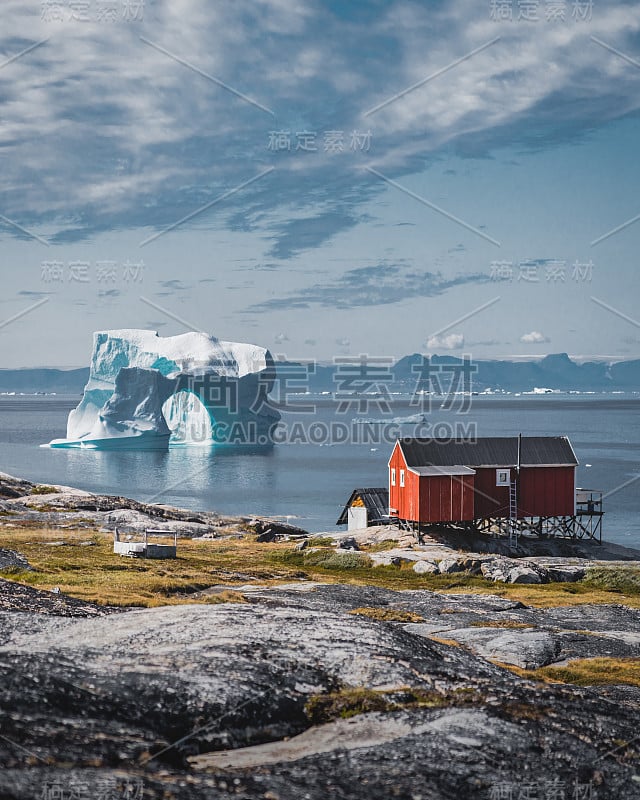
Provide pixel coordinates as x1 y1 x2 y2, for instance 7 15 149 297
0 528 290 607
497 657 640 688
348 606 424 623
305 660 640 728
428 636 463 648
0 527 639 609
534 657 640 687
304 686 483 724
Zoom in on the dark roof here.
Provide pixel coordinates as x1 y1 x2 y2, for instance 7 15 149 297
396 437 577 468
337 488 389 525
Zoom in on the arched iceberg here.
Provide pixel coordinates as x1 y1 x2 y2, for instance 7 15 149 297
47 329 280 449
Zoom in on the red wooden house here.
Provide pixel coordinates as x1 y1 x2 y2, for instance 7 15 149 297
388 436 578 530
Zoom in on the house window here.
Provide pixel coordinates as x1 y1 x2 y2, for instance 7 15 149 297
496 469 510 486
391 468 396 486
400 469 405 487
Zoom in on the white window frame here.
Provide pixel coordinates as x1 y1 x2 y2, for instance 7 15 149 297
496 468 510 486
391 468 396 486
399 469 405 487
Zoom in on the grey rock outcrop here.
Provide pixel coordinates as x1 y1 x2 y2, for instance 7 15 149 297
507 565 542 584
338 537 360 551
547 565 587 582
413 560 439 575
481 558 546 584
440 628 561 669
0 549 30 572
1 581 640 799
438 557 463 574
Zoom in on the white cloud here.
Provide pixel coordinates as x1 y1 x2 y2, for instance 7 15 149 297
365 1 640 158
426 333 464 350
520 331 550 344
1 0 640 251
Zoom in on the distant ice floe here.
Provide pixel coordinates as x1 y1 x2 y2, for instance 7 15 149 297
354 413 428 425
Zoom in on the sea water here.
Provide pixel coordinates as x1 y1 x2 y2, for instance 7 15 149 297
0 394 638 546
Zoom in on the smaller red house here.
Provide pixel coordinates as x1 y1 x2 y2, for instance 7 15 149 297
388 436 578 527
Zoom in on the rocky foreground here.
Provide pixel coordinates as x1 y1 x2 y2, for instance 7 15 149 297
1 470 640 797
1 579 640 799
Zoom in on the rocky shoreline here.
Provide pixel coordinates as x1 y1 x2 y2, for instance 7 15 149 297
323 523 640 587
0 470 308 539
3 470 640 587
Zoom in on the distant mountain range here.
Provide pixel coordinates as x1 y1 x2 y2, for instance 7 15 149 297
0 368 90 395
392 353 640 393
1 353 639 396
282 353 640 394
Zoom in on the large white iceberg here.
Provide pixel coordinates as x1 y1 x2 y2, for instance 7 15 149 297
47 329 280 449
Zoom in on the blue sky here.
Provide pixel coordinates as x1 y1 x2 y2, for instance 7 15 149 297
1 0 640 367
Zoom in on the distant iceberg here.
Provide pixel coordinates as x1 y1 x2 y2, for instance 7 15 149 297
354 413 428 425
46 329 280 449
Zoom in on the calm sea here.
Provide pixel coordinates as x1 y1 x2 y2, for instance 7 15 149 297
0 394 638 546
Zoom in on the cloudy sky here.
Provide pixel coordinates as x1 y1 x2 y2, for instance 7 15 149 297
1 0 640 367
